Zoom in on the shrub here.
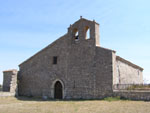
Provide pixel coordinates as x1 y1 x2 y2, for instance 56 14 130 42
103 96 121 101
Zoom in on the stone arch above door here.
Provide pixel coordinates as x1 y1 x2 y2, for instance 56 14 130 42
51 79 65 99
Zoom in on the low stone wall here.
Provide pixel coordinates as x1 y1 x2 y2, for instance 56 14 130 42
113 90 150 101
1 90 150 100
0 92 15 97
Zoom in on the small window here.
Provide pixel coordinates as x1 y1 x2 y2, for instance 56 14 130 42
53 56 57 64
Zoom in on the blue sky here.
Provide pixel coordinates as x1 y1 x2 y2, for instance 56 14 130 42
0 0 150 84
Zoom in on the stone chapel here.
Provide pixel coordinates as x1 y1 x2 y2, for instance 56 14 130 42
3 17 143 99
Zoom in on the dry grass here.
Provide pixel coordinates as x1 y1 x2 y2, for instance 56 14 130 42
0 97 150 113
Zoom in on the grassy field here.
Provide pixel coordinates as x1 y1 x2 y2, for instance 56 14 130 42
0 97 150 113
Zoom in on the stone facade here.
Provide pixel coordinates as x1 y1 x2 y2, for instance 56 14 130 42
3 17 144 99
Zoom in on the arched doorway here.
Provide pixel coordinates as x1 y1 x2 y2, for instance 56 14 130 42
54 81 63 99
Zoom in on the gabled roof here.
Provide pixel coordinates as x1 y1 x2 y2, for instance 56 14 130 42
19 34 67 66
116 56 143 71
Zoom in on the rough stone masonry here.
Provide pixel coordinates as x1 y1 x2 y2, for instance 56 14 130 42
3 17 144 99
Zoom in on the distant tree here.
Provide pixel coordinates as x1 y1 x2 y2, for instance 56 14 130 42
143 78 149 84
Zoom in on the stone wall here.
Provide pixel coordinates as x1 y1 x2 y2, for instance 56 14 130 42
3 69 18 94
114 56 143 85
113 90 150 101
93 47 114 98
18 34 69 98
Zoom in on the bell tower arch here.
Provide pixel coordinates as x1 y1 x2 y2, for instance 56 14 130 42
68 16 100 46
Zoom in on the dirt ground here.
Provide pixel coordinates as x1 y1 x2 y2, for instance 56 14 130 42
0 97 150 113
